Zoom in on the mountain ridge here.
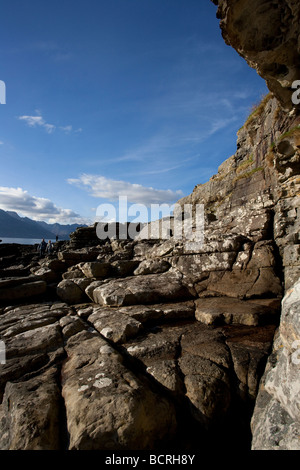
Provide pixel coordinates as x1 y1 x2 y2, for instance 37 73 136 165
0 209 87 239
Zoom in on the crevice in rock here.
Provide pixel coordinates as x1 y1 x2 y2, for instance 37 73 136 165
222 335 254 450
173 333 187 395
77 312 214 450
55 360 70 450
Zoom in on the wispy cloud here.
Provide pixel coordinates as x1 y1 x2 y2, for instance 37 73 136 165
0 186 87 224
67 174 183 206
18 111 82 134
207 116 238 136
18 114 56 133
59 125 72 134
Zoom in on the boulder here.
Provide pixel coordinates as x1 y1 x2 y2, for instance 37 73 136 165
61 330 177 450
0 305 66 402
0 277 47 303
111 259 139 277
0 367 62 450
56 279 87 304
89 272 193 306
31 266 59 283
133 259 170 275
79 261 111 278
201 267 282 299
87 306 143 343
125 326 184 393
213 0 300 110
195 297 279 326
171 252 237 281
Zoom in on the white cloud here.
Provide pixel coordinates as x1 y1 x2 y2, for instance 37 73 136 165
59 125 72 134
0 186 88 224
18 113 81 135
208 116 238 136
18 114 56 134
67 174 183 206
0 141 3 145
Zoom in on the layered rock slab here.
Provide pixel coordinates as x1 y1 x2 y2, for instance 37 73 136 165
61 330 177 450
88 271 193 307
0 367 62 450
195 297 279 326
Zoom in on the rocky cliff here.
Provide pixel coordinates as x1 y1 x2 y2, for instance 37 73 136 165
212 0 300 111
0 0 299 452
211 0 300 450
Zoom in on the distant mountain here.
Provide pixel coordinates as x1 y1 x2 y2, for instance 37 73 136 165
36 220 88 238
0 210 87 239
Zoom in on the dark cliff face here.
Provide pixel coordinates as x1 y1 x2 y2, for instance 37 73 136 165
175 0 300 292
178 92 300 291
209 0 300 450
212 0 300 111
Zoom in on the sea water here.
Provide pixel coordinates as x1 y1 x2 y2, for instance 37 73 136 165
0 237 67 245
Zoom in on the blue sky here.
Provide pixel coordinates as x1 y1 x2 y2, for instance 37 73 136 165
0 0 268 225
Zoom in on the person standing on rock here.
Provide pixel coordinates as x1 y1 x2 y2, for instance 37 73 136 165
46 240 53 254
39 238 47 257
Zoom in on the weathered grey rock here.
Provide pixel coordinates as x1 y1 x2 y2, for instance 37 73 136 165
133 240 161 259
251 280 300 449
125 326 184 393
201 267 282 299
87 306 143 343
43 258 66 273
171 252 237 282
115 304 165 324
4 323 63 358
0 277 47 303
90 271 193 307
68 225 100 249
283 245 300 268
84 280 106 301
0 303 68 338
59 315 87 340
31 266 59 283
57 248 99 266
179 326 231 425
0 367 62 450
213 0 300 110
79 261 111 278
195 297 278 326
62 266 85 279
111 259 139 277
225 324 277 401
61 330 177 450
115 301 195 325
0 304 67 402
133 258 170 275
56 279 87 304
